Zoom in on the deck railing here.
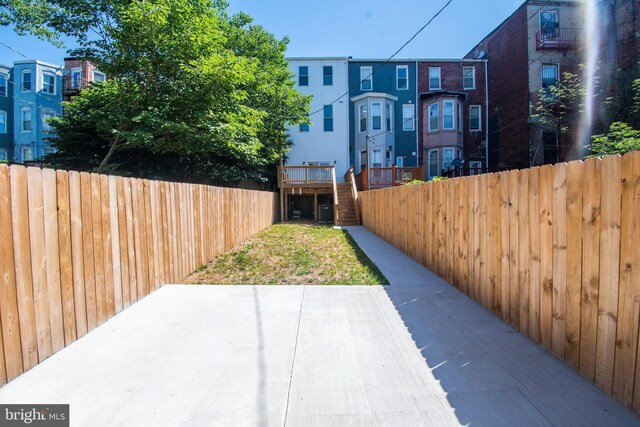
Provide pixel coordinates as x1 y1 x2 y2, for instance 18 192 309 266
278 165 335 188
355 166 424 191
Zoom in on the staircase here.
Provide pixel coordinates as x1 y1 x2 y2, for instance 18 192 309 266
335 182 359 226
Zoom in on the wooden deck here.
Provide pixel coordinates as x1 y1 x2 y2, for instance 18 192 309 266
355 166 424 191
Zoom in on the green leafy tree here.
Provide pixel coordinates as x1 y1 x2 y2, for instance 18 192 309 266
1 0 310 184
588 122 640 157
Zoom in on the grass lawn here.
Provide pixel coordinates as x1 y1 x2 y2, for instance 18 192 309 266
186 223 388 285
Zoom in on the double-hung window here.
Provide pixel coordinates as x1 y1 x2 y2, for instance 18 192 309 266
42 112 54 132
371 103 382 131
71 68 82 88
429 67 441 90
22 70 31 91
396 65 408 90
541 64 559 99
429 103 439 131
371 149 382 168
323 66 333 86
21 107 32 132
0 74 6 96
359 104 368 132
42 72 56 94
385 103 392 131
469 105 482 131
402 104 414 131
298 66 308 86
93 70 106 83
360 66 372 91
0 110 6 133
443 100 455 130
463 66 475 90
323 105 333 132
299 116 309 132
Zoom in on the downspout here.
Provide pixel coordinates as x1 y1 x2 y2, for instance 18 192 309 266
415 60 420 168
484 59 489 170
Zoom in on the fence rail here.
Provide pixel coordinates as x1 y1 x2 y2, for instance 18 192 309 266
359 152 640 413
0 164 278 385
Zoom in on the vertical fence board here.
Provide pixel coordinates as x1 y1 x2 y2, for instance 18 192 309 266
539 165 554 351
499 172 510 322
42 169 64 354
116 177 130 309
528 167 541 342
565 161 583 369
509 170 520 328
56 171 76 346
109 176 123 314
11 166 38 371
27 167 52 362
552 163 567 359
580 158 601 381
0 165 23 380
615 152 640 408
595 155 622 393
68 172 87 338
100 175 115 319
518 169 530 334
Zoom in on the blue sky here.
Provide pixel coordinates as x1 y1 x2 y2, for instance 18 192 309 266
0 0 524 65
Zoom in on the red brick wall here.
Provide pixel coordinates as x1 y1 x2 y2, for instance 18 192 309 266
417 60 488 165
614 0 640 71
467 5 530 169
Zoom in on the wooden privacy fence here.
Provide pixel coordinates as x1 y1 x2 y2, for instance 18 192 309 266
0 164 278 385
359 152 640 412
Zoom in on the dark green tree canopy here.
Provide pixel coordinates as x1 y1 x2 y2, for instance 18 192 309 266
1 0 310 184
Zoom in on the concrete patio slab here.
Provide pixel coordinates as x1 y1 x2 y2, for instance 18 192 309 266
0 226 638 426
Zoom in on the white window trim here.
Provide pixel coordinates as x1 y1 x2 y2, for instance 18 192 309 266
0 73 7 97
359 103 367 133
359 150 367 172
323 66 333 86
402 104 415 131
0 110 6 134
371 149 383 168
443 99 455 130
463 66 475 90
371 102 382 131
469 105 482 132
22 146 33 162
443 147 456 171
428 148 439 180
396 65 409 91
42 72 57 95
21 107 32 133
396 156 404 167
541 63 559 86
93 70 106 83
71 67 82 88
429 67 441 90
428 103 439 132
21 69 32 92
539 9 559 33
360 66 373 91
386 102 393 132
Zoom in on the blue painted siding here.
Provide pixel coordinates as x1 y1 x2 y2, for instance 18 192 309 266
348 61 418 167
0 66 13 160
12 60 63 161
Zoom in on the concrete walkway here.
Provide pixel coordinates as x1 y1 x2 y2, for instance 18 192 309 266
0 227 638 426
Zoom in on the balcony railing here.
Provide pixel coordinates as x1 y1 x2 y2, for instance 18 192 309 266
355 166 424 191
536 28 581 52
63 75 91 94
278 165 335 188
